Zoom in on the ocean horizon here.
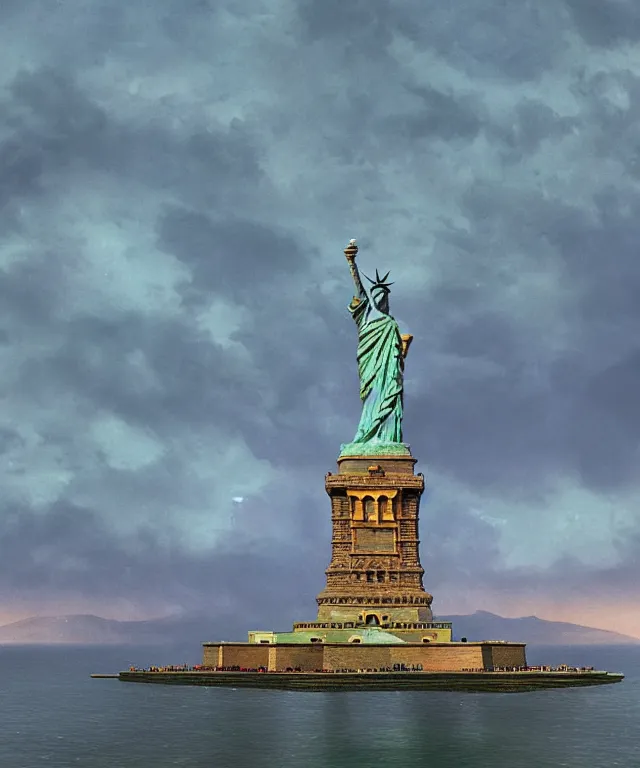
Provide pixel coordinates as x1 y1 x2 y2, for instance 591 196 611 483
0 643 637 767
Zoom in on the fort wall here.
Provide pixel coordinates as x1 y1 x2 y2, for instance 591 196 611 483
202 642 526 672
203 644 270 669
483 643 527 669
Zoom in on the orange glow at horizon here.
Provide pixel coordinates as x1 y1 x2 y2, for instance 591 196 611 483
2 594 639 640
0 598 172 627
507 602 640 641
440 590 640 640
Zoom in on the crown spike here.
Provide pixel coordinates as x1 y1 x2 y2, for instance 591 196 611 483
363 268 393 294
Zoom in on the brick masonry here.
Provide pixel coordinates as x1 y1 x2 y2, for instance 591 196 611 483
269 644 325 672
202 642 527 672
315 453 437 626
203 644 270 669
483 643 528 669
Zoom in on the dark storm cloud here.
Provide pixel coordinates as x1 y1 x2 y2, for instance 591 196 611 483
419 2 566 81
565 0 640 47
29 314 248 430
423 493 640 615
158 208 307 303
387 85 483 141
404 168 640 495
299 0 396 47
417 363 561 491
298 0 563 81
0 0 639 628
568 350 640 490
0 254 68 326
0 428 23 454
155 204 362 463
493 99 579 160
3 66 266 222
548 192 640 323
0 498 328 629
0 137 44 206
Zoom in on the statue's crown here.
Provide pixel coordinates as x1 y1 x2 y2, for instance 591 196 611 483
363 268 394 294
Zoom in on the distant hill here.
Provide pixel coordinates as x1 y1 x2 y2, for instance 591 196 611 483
0 614 230 646
0 610 637 646
435 611 640 646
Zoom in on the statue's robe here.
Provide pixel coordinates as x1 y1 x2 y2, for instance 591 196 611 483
349 294 404 443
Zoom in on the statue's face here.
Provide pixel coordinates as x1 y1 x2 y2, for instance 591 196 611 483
372 290 390 313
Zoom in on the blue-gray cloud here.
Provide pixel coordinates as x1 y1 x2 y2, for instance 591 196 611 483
0 0 639 627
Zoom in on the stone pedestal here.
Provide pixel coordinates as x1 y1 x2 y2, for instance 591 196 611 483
315 450 433 628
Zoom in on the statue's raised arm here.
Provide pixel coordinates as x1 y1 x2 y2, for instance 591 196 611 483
344 239 367 304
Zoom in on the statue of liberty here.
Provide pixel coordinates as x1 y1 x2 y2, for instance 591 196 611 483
341 239 413 456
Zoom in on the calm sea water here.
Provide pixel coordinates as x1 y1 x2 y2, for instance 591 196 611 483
0 643 637 768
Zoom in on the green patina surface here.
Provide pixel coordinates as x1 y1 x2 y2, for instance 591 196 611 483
273 628 406 644
339 440 411 457
345 255 407 446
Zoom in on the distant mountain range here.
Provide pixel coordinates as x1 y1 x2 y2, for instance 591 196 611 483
0 610 637 646
435 611 640 646
0 614 228 646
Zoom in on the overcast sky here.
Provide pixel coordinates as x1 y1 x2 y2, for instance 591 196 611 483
1 0 639 638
